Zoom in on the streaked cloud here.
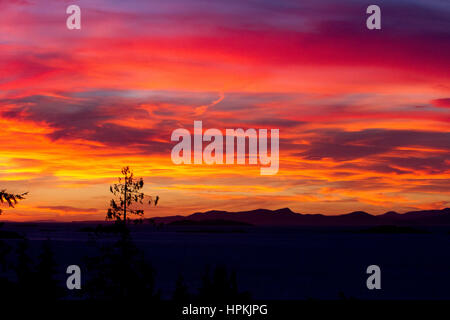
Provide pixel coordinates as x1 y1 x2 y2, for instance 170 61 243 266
0 0 448 221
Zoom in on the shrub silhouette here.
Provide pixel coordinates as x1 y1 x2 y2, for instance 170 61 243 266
198 265 251 302
15 239 34 294
0 238 14 300
85 235 159 301
34 240 63 300
0 239 11 271
13 239 63 300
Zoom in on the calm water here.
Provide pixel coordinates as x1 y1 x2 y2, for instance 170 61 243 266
2 224 450 299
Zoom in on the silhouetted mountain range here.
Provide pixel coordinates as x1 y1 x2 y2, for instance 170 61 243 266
149 207 450 226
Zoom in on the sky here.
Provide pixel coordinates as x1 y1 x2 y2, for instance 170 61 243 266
0 0 449 221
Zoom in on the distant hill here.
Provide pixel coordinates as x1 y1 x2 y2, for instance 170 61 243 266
148 207 450 227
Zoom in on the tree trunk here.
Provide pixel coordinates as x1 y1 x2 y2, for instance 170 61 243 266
123 181 127 224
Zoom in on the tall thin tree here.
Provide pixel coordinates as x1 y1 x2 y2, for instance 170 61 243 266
107 166 159 225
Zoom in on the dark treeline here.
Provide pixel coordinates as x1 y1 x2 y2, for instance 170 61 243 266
0 238 63 300
0 232 251 302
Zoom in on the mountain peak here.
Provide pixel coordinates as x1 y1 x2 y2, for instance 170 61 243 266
344 211 372 217
381 211 400 217
274 208 295 214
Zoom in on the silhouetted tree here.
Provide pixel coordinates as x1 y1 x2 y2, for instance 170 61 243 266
198 265 251 302
12 239 64 300
35 240 62 300
85 235 159 301
172 274 190 301
0 231 16 300
15 239 34 295
0 190 27 215
107 166 159 225
0 240 10 271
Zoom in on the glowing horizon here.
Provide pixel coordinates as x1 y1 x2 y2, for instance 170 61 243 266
0 0 449 221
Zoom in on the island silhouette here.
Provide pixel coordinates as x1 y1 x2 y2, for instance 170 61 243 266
148 207 450 227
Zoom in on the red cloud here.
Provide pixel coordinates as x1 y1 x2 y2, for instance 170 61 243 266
431 98 450 108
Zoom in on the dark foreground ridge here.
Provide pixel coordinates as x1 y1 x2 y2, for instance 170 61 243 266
149 207 450 226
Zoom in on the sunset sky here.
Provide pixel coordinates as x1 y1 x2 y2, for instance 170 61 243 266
0 0 449 221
